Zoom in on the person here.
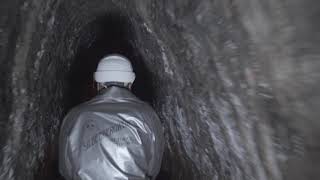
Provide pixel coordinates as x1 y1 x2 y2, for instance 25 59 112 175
59 54 164 180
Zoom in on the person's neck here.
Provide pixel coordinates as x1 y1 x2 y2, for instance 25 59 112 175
99 85 130 93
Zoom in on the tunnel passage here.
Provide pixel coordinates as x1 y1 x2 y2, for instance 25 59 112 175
2 0 320 180
67 13 155 109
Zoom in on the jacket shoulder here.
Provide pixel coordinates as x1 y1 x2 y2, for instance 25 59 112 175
60 103 92 132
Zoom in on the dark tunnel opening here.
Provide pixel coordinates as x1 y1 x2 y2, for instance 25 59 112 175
67 13 155 109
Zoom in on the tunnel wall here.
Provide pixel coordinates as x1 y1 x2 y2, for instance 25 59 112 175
1 0 320 180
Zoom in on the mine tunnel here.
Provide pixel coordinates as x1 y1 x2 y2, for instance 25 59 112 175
1 0 320 180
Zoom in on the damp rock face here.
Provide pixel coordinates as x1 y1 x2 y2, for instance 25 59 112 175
1 0 320 180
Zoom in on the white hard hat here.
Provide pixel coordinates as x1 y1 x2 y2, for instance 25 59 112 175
94 55 135 84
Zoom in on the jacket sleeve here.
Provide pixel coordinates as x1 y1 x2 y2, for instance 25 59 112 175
59 109 78 180
143 104 165 179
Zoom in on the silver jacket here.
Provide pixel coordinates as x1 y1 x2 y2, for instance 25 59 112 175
59 86 164 180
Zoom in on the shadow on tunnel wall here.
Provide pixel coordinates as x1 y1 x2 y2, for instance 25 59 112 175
66 13 155 110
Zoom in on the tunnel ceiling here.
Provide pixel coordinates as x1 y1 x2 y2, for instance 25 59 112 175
1 0 320 180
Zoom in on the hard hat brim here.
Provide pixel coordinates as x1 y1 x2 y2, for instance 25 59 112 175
94 71 136 83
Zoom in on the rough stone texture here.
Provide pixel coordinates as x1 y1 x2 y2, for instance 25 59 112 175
1 0 320 180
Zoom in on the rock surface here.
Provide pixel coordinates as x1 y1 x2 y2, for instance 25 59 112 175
1 0 320 180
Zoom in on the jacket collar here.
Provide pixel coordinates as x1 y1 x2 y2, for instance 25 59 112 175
96 86 136 100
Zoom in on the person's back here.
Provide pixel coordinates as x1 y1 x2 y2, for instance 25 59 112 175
59 55 164 180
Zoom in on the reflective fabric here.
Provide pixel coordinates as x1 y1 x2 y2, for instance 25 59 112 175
59 86 164 180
